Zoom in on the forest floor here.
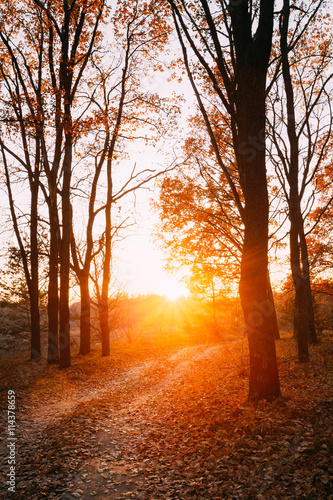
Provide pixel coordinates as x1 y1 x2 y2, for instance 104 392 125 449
0 333 333 499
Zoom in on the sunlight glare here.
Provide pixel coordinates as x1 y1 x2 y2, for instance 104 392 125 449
157 277 189 301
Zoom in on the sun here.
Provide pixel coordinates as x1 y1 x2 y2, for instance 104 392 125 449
157 277 189 301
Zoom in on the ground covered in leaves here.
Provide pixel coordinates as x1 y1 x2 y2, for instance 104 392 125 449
0 333 333 499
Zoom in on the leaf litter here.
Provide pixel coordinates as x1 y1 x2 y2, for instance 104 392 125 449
0 335 332 499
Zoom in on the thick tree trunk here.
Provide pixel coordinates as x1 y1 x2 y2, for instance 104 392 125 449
295 279 310 361
47 198 59 364
59 188 71 368
293 310 298 339
170 0 280 400
230 0 280 401
240 239 281 400
2 141 41 359
46 23 62 364
237 79 280 401
240 182 281 400
80 273 91 355
304 278 317 344
30 293 41 359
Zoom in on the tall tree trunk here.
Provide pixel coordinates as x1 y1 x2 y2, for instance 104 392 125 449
1 140 41 359
100 159 112 357
99 64 126 356
100 299 110 356
58 4 74 369
290 216 309 361
59 130 72 369
238 149 280 399
304 279 317 344
235 8 280 400
170 0 280 400
80 272 91 355
299 224 317 344
237 80 280 401
281 0 310 361
71 148 106 356
30 176 41 360
46 19 62 365
47 196 59 364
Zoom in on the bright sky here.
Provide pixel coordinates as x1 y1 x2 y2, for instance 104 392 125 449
110 55 194 299
116 231 189 298
111 147 190 299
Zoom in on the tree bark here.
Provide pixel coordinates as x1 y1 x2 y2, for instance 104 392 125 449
47 196 59 364
79 272 91 355
238 122 281 399
1 139 41 360
100 298 110 357
290 219 309 361
232 2 280 401
30 174 41 360
169 0 280 400
59 130 72 369
59 66 72 368
100 158 112 357
70 134 108 356
280 0 312 360
299 224 318 344
58 3 74 369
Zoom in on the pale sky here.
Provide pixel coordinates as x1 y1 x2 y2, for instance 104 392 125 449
111 145 190 299
109 66 194 299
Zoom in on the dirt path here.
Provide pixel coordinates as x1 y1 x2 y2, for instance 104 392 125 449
1 344 224 499
1 338 332 499
62 345 224 499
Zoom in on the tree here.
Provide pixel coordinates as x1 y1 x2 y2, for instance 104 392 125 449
39 0 105 368
154 93 284 339
1 0 106 367
154 168 241 294
0 2 45 358
307 203 333 283
267 0 333 360
0 0 179 364
0 243 48 337
166 0 280 400
70 0 180 356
